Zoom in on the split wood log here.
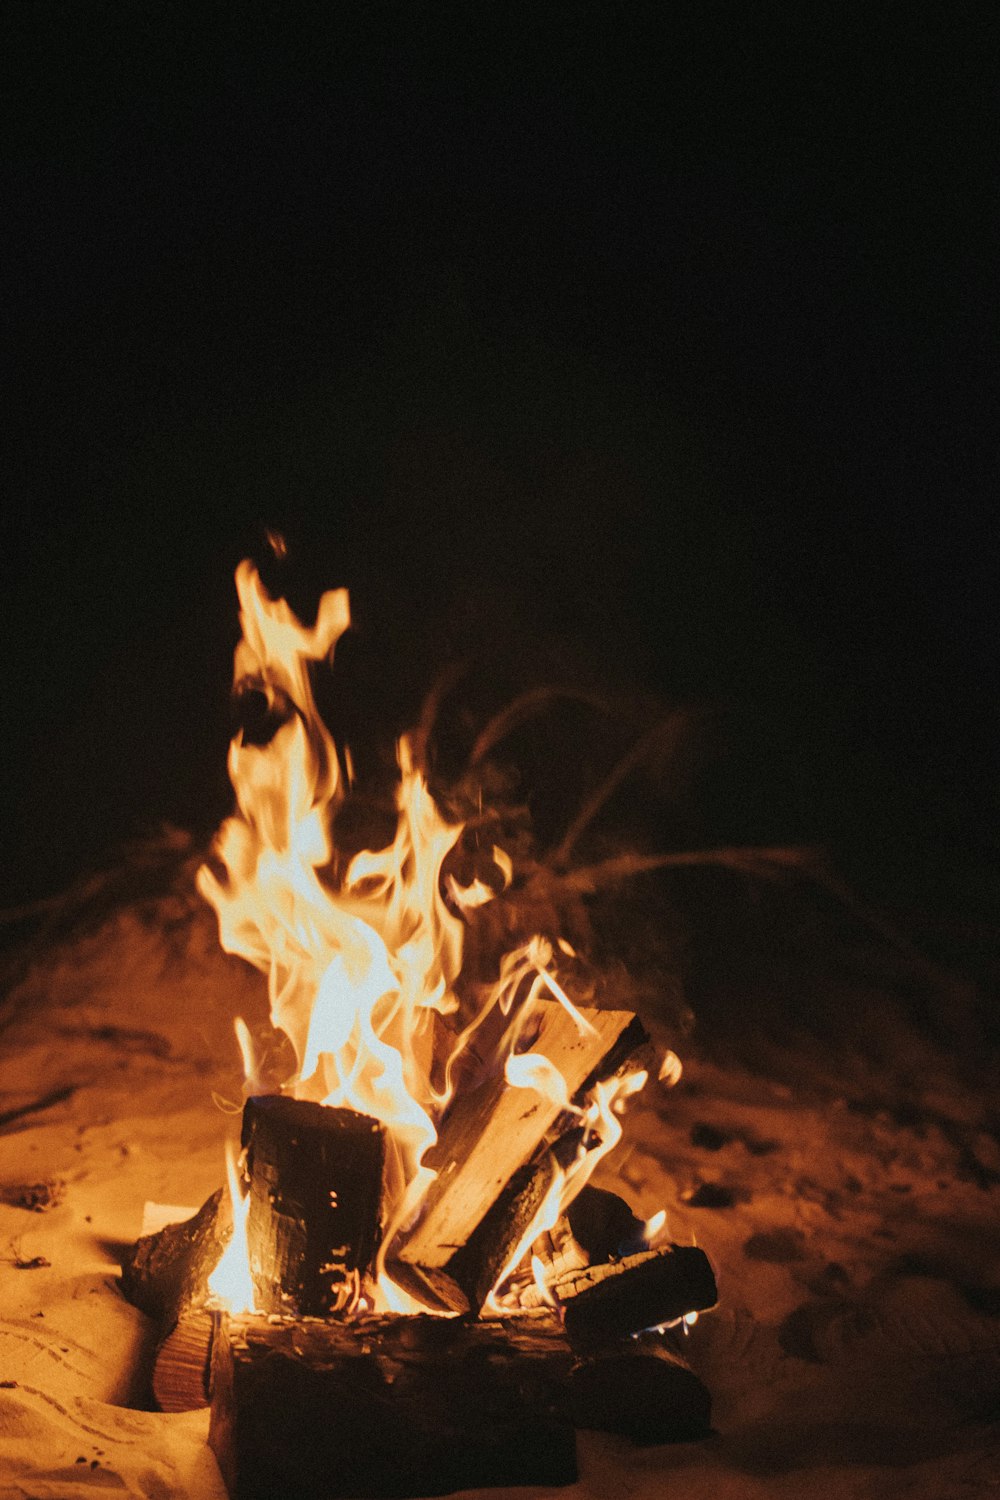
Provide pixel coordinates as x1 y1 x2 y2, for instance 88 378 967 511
153 1309 216 1412
403 1126 581 1314
209 1310 577 1499
569 1334 712 1443
395 1002 649 1312
120 1188 231 1328
559 1244 718 1351
241 1096 385 1316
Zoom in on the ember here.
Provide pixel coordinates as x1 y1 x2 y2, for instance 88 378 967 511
121 560 717 1497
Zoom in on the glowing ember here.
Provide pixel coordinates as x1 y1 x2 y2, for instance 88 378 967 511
198 561 673 1314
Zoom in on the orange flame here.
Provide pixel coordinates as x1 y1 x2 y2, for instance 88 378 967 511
199 562 673 1314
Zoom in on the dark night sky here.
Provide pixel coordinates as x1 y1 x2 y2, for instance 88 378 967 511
2 6 997 917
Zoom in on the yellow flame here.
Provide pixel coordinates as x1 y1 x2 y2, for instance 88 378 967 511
504 1051 571 1109
493 846 513 888
643 1207 668 1245
207 1144 253 1313
658 1050 683 1087
484 1161 567 1312
199 562 679 1312
531 1254 557 1307
444 874 496 911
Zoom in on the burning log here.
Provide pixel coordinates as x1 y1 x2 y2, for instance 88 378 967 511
208 1310 577 1499
505 1201 717 1347
394 1002 649 1312
120 1188 230 1328
569 1335 712 1443
559 1244 718 1350
242 1096 385 1316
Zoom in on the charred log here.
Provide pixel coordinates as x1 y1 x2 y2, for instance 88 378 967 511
208 1310 577 1499
569 1334 712 1443
560 1245 718 1351
396 1003 649 1312
241 1096 385 1316
120 1189 230 1327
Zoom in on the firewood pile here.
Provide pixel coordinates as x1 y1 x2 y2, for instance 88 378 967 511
114 560 720 1498
121 1001 717 1500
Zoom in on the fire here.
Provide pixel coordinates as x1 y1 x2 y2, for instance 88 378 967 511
199 561 672 1315
207 1144 253 1313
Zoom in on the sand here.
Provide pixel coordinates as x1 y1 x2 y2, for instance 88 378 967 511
1 832 998 1498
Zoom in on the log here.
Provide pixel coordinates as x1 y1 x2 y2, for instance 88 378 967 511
394 1129 584 1314
494 1213 590 1311
242 1096 385 1316
569 1334 712 1443
153 1309 216 1412
395 1003 649 1312
559 1245 718 1351
120 1188 231 1327
567 1184 649 1261
208 1310 577 1499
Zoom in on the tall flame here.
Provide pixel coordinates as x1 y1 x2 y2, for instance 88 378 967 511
199 561 665 1313
197 568 460 1167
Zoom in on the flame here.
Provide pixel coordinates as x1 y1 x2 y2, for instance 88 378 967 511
199 562 676 1315
643 1207 668 1245
207 1144 253 1313
658 1050 683 1087
531 1254 557 1308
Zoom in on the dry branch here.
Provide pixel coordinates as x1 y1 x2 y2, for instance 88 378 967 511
470 686 608 767
553 844 823 895
550 713 692 870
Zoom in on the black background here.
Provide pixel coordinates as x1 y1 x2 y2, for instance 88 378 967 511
3 6 997 929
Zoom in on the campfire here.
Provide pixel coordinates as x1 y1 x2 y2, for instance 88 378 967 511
120 560 717 1498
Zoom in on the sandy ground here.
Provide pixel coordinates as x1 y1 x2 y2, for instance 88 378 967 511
1 832 999 1499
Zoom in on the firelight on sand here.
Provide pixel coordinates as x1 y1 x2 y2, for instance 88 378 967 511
198 561 673 1315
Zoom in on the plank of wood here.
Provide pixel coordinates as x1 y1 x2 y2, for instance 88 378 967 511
208 1310 577 1499
242 1096 385 1317
396 1003 648 1312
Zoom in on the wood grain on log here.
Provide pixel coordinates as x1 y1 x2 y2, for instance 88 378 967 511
396 1003 648 1312
209 1310 577 1499
242 1096 385 1316
153 1309 216 1411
